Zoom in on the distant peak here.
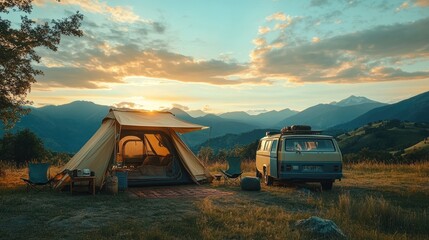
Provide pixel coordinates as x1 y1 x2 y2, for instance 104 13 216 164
169 107 190 116
332 95 380 107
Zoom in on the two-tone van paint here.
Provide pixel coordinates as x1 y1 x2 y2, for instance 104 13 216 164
255 127 343 190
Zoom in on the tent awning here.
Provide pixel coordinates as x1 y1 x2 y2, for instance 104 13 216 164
104 109 208 133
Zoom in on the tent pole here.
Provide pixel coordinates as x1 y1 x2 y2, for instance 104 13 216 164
114 122 122 166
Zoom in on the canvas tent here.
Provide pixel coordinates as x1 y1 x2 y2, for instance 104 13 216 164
57 109 212 188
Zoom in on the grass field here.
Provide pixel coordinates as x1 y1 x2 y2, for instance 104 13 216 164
1 161 428 240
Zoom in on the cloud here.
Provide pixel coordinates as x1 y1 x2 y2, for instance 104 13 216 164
414 0 429 6
113 102 143 109
310 0 329 7
253 38 267 46
152 22 166 33
312 37 320 43
394 0 429 10
319 17 429 58
202 105 211 112
266 12 288 21
253 17 429 83
265 12 294 31
369 66 429 80
258 26 271 35
396 1 410 12
35 66 122 89
35 0 140 23
36 41 255 89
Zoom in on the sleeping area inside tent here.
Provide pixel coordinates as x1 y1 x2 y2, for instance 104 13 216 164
116 130 192 185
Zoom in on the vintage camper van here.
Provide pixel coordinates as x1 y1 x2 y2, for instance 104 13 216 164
255 125 343 190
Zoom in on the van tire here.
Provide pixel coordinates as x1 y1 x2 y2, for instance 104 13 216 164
321 181 333 191
263 168 273 186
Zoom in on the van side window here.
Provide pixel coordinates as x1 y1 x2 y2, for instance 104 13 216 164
258 140 266 151
271 140 278 153
284 140 294 151
264 140 272 151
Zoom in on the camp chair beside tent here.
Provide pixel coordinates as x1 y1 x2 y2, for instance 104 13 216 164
55 109 213 190
21 163 59 192
220 156 243 184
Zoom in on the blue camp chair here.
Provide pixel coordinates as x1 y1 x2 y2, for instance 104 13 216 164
21 163 53 192
220 157 243 184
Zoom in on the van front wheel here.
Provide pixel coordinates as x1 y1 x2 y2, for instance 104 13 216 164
321 181 333 191
263 168 273 186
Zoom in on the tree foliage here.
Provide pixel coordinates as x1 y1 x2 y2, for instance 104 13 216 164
197 140 259 163
197 146 214 164
0 128 47 166
0 0 83 128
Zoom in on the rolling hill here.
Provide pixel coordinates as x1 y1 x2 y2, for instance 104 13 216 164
337 120 429 154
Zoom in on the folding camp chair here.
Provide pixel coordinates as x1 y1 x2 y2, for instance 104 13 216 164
21 163 54 192
220 157 243 184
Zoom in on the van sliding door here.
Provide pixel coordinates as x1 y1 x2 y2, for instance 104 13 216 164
269 140 278 178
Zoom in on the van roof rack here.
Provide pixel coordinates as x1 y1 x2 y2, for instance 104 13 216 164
280 125 322 135
281 130 322 135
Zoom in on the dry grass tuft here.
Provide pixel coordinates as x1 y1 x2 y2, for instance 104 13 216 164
197 197 303 239
344 161 429 173
322 193 429 239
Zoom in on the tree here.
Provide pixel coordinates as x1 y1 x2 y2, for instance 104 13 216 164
0 132 15 161
0 129 47 166
0 0 83 128
13 128 47 166
198 146 214 163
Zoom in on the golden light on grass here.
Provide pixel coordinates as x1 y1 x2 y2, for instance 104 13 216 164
0 162 62 189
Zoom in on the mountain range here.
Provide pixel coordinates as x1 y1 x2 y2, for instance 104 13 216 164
334 91 429 130
1 92 428 153
1 101 110 152
276 102 386 130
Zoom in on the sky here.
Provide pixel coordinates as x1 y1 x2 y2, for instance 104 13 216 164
8 0 429 114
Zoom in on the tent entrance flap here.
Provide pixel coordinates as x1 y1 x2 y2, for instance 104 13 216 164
117 130 193 185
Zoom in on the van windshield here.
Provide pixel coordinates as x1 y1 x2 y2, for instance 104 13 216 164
284 138 336 152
